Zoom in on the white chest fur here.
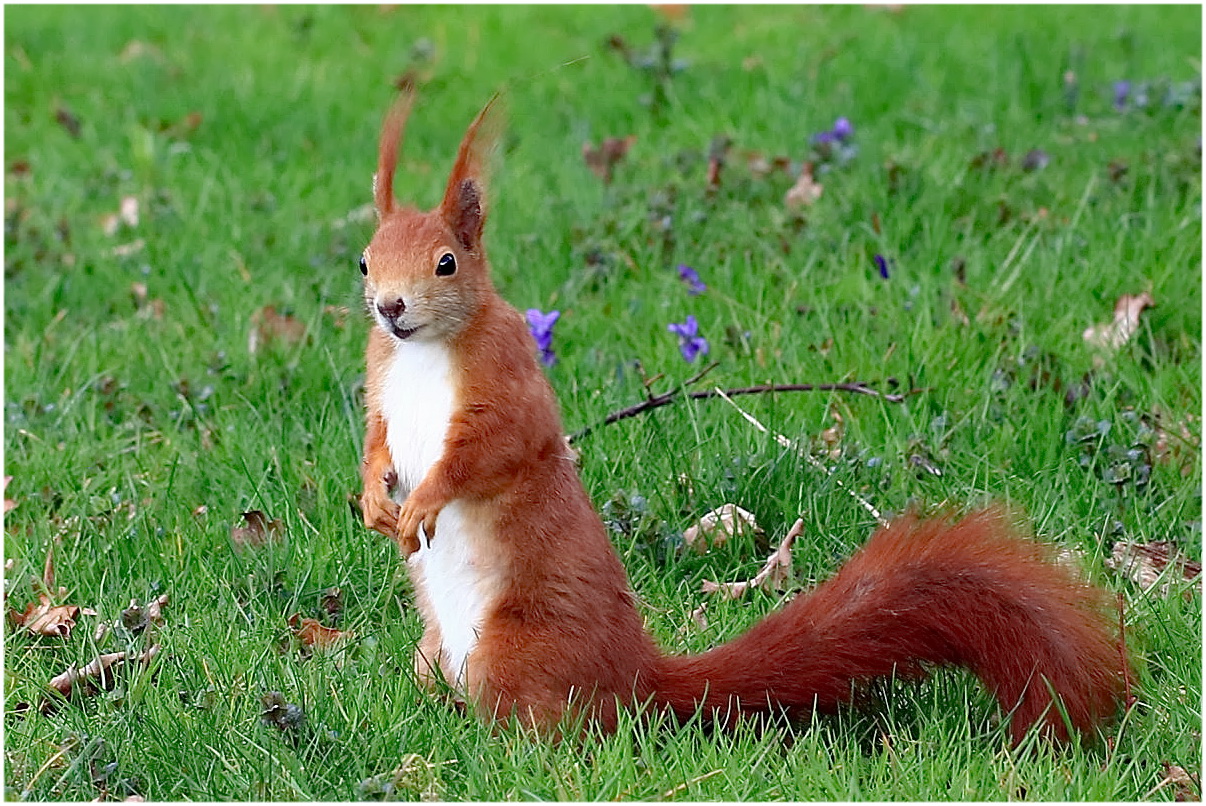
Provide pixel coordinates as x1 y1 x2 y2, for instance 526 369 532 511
380 339 489 685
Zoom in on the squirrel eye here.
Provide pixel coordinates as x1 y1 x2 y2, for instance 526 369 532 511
436 252 457 277
358 255 368 276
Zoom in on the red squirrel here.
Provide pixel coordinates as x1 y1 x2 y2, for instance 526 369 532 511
357 89 1128 742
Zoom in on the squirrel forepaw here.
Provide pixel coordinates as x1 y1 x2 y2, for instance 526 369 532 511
397 488 444 549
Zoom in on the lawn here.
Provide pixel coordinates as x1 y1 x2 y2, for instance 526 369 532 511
4 4 1201 801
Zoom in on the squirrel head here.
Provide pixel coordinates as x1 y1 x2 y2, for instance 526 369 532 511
361 87 501 344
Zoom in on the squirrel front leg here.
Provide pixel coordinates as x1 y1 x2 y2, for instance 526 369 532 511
360 411 421 556
396 401 533 547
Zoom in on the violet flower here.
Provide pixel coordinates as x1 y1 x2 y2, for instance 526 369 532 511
874 254 890 279
526 308 560 366
1112 80 1130 112
676 263 707 295
668 315 709 362
832 116 854 141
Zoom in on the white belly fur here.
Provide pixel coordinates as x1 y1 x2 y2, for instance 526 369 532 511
381 338 489 685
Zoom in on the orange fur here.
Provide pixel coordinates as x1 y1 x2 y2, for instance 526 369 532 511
358 93 1129 742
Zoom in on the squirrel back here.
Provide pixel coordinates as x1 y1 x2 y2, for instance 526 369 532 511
357 88 1129 743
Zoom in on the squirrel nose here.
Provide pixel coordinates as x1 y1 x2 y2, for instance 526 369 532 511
376 296 406 320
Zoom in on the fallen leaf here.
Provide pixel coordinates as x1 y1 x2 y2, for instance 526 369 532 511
702 518 802 599
10 594 97 639
1083 291 1155 350
819 408 844 459
1160 762 1198 801
121 594 168 634
288 613 350 649
248 305 307 354
1107 539 1201 597
785 165 823 208
689 602 708 630
230 510 283 550
320 586 344 620
261 691 304 730
43 646 159 713
683 504 761 553
583 135 636 184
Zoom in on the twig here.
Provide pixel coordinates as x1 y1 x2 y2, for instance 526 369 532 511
713 388 888 527
568 379 919 443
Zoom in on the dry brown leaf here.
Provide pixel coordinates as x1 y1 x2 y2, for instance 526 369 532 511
583 135 636 184
4 476 15 513
288 613 351 649
248 305 307 354
1160 762 1198 801
683 504 761 553
121 594 168 633
702 518 803 599
1083 291 1155 350
43 646 159 712
689 603 708 630
785 166 823 208
819 408 844 459
1107 540 1201 597
231 510 283 550
11 594 97 639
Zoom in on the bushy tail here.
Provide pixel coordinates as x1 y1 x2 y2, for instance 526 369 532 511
651 510 1128 742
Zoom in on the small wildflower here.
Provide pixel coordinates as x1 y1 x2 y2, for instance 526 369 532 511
874 254 891 279
676 264 707 295
525 308 560 366
668 315 709 362
810 116 857 168
1112 80 1130 112
832 116 854 141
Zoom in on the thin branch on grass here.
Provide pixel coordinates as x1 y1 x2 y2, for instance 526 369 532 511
714 388 889 527
568 374 921 443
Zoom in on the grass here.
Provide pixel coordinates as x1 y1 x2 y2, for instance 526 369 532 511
4 4 1201 800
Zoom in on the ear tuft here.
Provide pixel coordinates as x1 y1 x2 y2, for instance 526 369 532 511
440 94 504 253
375 86 417 217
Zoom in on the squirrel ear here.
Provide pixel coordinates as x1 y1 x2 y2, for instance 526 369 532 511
375 82 417 218
440 93 503 252
445 178 484 252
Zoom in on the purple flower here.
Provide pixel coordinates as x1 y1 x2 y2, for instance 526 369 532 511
1113 80 1130 112
526 308 560 366
676 263 707 295
668 315 709 363
811 129 838 146
832 116 854 141
874 254 890 279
